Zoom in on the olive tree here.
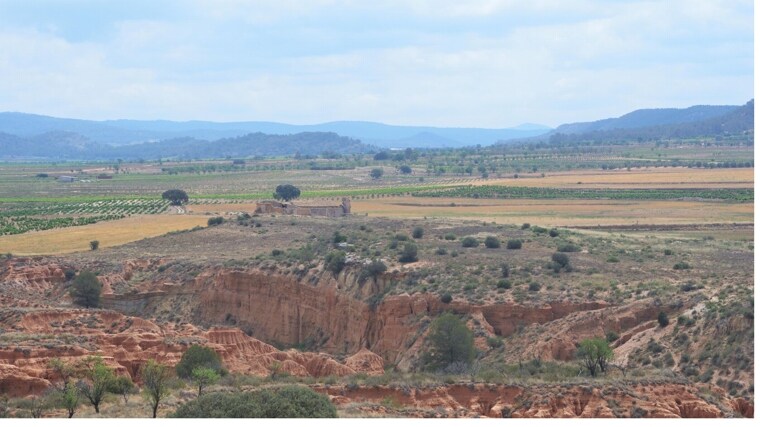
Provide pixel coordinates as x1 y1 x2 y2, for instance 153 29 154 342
76 357 116 414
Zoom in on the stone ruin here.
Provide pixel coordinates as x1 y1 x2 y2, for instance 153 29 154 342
254 197 351 218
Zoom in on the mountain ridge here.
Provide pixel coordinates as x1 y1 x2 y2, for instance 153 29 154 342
0 113 550 148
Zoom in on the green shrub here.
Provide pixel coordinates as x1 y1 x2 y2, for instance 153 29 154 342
663 249 674 256
605 331 619 343
444 233 457 240
271 249 283 256
361 260 387 279
528 282 541 292
531 226 547 234
89 240 99 251
332 231 347 244
398 243 418 263
484 236 500 249
461 236 479 248
673 261 691 270
506 239 522 250
521 223 531 229
412 227 424 239
657 311 669 327
172 386 336 418
551 252 570 267
70 271 102 308
500 263 510 278
176 345 223 379
440 293 452 304
207 217 224 226
549 229 559 237
325 251 346 274
496 279 511 289
435 247 447 255
487 336 504 349
423 313 475 371
557 243 580 252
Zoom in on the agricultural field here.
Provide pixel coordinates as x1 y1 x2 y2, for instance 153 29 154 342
0 214 209 255
412 187 753 201
352 197 753 227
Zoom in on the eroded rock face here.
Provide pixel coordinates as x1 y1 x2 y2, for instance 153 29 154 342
155 268 609 365
314 382 748 418
0 309 383 397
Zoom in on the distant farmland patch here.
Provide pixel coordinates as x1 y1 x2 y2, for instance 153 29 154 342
412 186 753 202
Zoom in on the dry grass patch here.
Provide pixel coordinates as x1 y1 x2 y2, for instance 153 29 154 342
352 197 753 227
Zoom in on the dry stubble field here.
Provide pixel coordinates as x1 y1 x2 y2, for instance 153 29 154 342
352 197 753 227
471 167 753 188
0 215 210 255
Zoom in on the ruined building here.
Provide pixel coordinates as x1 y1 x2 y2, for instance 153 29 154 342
254 197 351 218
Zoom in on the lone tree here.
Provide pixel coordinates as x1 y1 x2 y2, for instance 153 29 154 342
370 168 384 179
423 312 475 371
142 359 172 418
176 345 223 379
577 337 613 377
70 271 102 308
399 165 412 174
191 367 220 397
58 383 80 418
273 184 301 202
162 189 189 206
77 356 116 414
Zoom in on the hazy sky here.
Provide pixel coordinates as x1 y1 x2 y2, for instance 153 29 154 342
0 0 753 127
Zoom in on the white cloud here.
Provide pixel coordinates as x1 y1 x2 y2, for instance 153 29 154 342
0 1 752 127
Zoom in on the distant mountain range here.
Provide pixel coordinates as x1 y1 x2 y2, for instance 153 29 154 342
0 131 368 160
0 113 550 149
0 100 752 160
507 100 753 145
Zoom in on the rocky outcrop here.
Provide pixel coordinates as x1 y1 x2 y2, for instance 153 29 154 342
314 382 746 418
162 268 609 365
0 309 383 397
345 348 385 375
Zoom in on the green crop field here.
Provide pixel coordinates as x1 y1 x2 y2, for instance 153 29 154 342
411 186 754 202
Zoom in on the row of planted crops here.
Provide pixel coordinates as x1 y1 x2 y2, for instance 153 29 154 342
0 199 170 235
411 186 754 202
